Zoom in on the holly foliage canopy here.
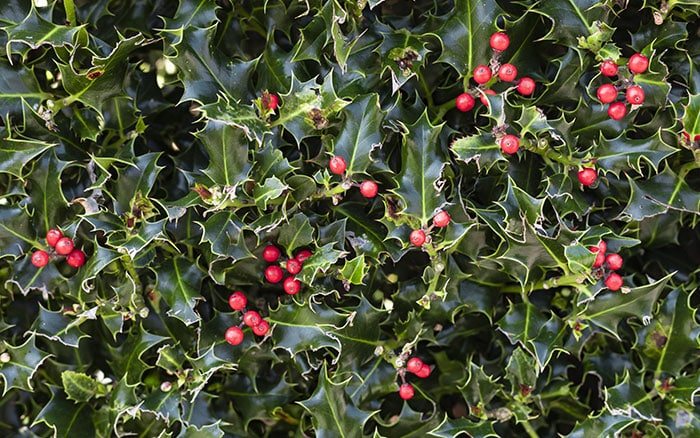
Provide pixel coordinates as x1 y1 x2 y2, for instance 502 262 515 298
1 0 700 437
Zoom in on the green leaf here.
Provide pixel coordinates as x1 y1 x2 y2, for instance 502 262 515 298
57 35 152 116
277 213 315 255
196 211 252 260
61 370 99 403
112 152 164 217
435 0 503 73
0 205 35 259
297 242 346 284
0 334 52 395
340 255 367 285
254 176 288 210
198 95 269 147
34 385 96 437
298 362 372 438
605 372 658 421
194 121 253 188
451 132 505 172
108 328 167 386
581 273 672 340
682 93 700 138
429 417 498 438
0 58 51 115
393 112 447 224
619 167 700 221
30 305 89 348
4 6 83 53
595 132 677 176
531 0 610 49
332 94 384 176
157 256 204 325
27 150 70 232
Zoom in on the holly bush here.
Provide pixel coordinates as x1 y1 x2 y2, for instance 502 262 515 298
1 0 700 436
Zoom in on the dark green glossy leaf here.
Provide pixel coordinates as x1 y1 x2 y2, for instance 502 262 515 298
157 256 204 325
0 334 52 396
34 385 96 437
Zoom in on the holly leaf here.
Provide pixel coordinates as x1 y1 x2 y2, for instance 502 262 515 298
605 372 659 421
332 94 384 176
298 362 372 438
595 132 677 177
196 211 252 260
33 385 96 437
451 132 504 173
0 205 35 260
198 95 269 147
0 334 52 395
428 417 498 438
619 167 700 221
157 256 204 325
682 93 700 139
581 273 672 340
4 6 83 54
0 59 51 116
277 213 315 255
61 370 99 403
108 328 168 386
531 0 610 49
30 306 90 348
393 112 447 224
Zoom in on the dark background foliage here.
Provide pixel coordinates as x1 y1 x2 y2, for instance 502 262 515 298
1 0 699 436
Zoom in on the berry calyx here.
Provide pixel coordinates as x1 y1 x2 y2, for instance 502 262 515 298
31 250 49 268
625 85 645 105
473 65 492 84
500 134 520 154
263 245 281 263
480 89 496 106
265 265 284 283
516 77 535 96
433 210 450 228
296 249 312 263
329 155 347 175
608 101 627 120
409 229 426 247
605 273 623 291
65 249 86 268
406 357 424 374
286 258 302 275
228 291 247 311
489 32 510 51
596 83 618 104
243 310 262 327
360 180 379 198
497 63 517 82
225 326 244 345
455 92 475 112
599 60 618 77
54 237 75 255
46 228 63 247
415 364 431 379
252 320 270 336
628 53 649 74
577 168 597 186
283 276 301 295
606 253 623 271
398 383 415 400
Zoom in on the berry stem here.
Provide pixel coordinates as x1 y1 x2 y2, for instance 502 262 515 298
521 137 583 168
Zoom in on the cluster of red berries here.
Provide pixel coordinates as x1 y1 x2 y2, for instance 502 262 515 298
262 244 311 295
398 356 432 400
328 155 379 198
409 209 450 247
31 228 86 269
589 240 624 291
595 53 648 120
454 31 535 119
224 291 270 345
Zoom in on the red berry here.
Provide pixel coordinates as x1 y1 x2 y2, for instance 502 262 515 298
577 168 597 186
480 89 496 106
286 258 302 275
433 210 450 228
497 63 517 82
31 250 49 268
625 85 645 105
516 77 535 96
500 134 520 154
54 237 74 255
591 249 606 268
266 93 279 111
65 249 86 268
360 180 379 198
406 357 424 374
606 253 623 271
489 32 510 51
415 364 431 378
252 320 270 336
228 291 247 311
599 60 618 77
398 383 415 400
243 310 262 327
608 101 627 120
598 240 607 254
225 326 244 345
283 276 301 295
605 273 623 291
473 65 492 84
262 245 281 263
628 53 649 74
46 228 63 247
329 155 347 175
409 229 426 246
265 265 284 283
596 83 618 104
296 249 312 263
455 92 475 112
